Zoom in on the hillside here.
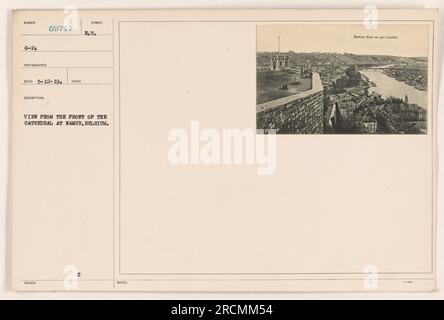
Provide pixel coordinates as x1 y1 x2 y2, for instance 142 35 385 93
257 52 427 68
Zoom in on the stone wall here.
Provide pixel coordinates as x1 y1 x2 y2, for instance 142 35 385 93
257 73 324 134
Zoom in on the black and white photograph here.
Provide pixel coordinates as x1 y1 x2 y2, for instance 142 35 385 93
257 24 429 134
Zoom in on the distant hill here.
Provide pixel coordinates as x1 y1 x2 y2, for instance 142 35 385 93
257 52 427 68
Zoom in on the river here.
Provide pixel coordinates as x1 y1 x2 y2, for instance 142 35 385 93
361 69 427 110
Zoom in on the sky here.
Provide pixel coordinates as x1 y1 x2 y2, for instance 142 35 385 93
257 23 430 58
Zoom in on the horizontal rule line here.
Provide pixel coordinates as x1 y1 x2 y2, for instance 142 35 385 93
21 34 112 36
22 66 113 68
22 50 112 53
118 19 434 23
22 278 435 282
21 83 113 86
118 271 434 275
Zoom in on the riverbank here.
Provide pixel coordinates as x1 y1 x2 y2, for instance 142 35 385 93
382 68 427 91
360 69 427 109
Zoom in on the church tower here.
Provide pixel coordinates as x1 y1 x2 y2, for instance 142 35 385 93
269 36 288 70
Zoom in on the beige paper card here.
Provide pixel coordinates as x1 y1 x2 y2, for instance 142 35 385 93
10 9 438 291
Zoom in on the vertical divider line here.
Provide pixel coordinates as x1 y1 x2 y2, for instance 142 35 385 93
112 18 115 288
118 20 121 278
